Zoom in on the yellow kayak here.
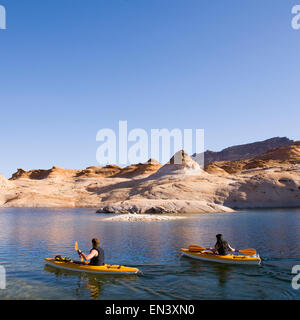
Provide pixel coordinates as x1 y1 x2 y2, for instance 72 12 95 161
45 258 140 275
180 249 261 265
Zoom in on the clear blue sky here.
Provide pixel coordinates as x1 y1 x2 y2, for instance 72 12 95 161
0 0 299 177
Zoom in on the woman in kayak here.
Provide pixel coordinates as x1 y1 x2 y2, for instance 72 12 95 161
212 234 236 255
77 238 105 266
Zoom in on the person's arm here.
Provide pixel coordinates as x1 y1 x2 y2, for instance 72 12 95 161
211 244 219 254
78 249 97 261
227 243 236 252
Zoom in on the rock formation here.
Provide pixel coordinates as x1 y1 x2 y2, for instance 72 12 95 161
112 159 162 178
97 199 233 214
0 174 12 188
1 138 300 213
150 150 204 178
255 141 300 162
75 165 123 178
11 159 162 181
204 163 229 175
206 141 300 174
0 174 15 206
193 137 294 166
11 166 80 180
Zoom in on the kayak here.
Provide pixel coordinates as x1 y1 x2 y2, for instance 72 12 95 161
180 249 261 266
45 258 140 275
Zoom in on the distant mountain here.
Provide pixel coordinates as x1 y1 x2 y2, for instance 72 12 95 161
204 141 300 174
193 137 294 166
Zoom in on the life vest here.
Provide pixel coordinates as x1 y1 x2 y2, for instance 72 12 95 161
216 241 228 255
89 247 104 266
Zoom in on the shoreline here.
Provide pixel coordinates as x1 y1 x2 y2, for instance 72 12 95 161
1 204 300 211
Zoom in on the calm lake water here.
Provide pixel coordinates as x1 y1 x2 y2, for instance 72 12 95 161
0 208 300 300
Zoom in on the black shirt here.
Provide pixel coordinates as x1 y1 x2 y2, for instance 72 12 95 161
89 247 105 266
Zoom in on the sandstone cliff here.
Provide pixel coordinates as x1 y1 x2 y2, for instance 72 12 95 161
1 139 300 213
206 141 300 174
11 159 162 181
0 174 13 189
11 166 80 180
194 137 294 165
150 150 204 178
0 174 15 207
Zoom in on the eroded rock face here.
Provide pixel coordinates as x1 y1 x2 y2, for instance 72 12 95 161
255 141 300 162
150 150 205 178
205 142 300 174
11 166 80 180
76 165 122 178
2 141 300 213
194 137 294 165
0 174 13 189
112 159 162 178
96 199 233 214
10 159 162 180
0 174 15 206
204 163 229 175
223 169 300 209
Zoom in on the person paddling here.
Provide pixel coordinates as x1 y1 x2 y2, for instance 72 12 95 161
212 234 236 256
77 238 105 266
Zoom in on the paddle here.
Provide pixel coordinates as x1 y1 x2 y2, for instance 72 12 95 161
75 241 83 262
189 245 208 252
188 245 256 256
237 248 257 256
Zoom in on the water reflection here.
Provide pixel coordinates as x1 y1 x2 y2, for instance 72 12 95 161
181 256 231 288
44 264 139 300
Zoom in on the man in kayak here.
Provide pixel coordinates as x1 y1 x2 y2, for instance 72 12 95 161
77 238 105 266
212 234 236 255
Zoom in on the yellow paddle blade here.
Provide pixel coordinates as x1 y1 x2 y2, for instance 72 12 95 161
189 245 206 252
238 248 257 255
75 241 84 262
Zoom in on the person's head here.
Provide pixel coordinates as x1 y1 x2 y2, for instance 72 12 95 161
92 238 100 248
216 234 224 244
216 234 223 240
